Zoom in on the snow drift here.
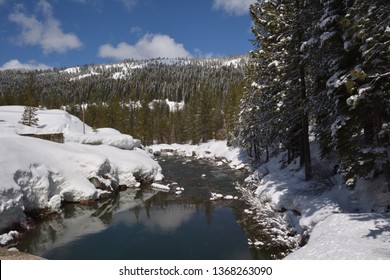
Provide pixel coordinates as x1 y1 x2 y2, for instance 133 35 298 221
0 106 162 231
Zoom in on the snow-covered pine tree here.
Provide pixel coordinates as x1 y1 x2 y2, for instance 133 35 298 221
241 0 313 179
305 0 346 158
330 0 390 187
19 106 39 127
239 0 287 161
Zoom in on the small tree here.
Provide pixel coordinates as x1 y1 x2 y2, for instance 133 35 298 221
19 106 39 127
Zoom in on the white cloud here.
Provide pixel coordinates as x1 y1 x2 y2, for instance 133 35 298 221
98 33 192 60
8 0 82 54
212 0 256 16
0 59 51 71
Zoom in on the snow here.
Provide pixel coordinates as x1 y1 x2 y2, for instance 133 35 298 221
149 99 185 112
2 105 389 259
65 128 141 150
285 213 390 260
151 183 170 192
0 106 163 233
0 231 19 245
149 140 249 170
0 106 141 150
244 142 390 259
320 31 336 46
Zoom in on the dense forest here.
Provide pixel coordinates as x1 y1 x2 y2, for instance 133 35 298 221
239 0 389 187
0 56 246 145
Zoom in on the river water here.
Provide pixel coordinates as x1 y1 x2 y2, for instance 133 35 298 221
16 156 279 259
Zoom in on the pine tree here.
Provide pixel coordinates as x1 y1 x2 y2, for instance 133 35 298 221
241 0 313 179
328 0 390 187
19 106 39 127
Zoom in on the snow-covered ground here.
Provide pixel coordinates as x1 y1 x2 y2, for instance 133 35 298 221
285 213 390 259
0 106 163 236
242 143 390 259
2 106 389 259
148 140 250 170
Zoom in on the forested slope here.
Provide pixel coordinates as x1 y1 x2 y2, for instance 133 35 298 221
0 56 247 145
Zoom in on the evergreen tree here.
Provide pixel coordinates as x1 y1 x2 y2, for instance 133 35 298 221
19 106 39 127
328 0 390 187
241 0 313 179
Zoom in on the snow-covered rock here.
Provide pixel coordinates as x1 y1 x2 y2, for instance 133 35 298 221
0 231 19 245
151 183 170 192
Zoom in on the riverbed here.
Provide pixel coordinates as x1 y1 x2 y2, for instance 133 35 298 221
15 156 281 259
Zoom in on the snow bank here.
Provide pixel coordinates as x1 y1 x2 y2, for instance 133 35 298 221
285 213 390 260
0 106 162 232
65 128 141 150
244 143 390 259
149 140 249 169
0 106 141 150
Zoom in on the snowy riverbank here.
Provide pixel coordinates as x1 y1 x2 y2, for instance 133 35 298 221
242 143 390 259
147 141 390 259
1 106 389 259
0 106 163 236
148 141 250 170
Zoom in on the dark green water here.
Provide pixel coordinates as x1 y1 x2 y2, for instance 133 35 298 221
16 156 272 260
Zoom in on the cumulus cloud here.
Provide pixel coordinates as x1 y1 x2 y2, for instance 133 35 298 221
8 0 82 54
0 59 51 71
98 34 192 60
212 0 256 16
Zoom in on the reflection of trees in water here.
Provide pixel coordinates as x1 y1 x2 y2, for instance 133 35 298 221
91 194 121 225
16 157 259 258
129 188 216 226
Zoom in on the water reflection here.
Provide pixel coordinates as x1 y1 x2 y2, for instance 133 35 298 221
17 188 160 256
16 156 268 260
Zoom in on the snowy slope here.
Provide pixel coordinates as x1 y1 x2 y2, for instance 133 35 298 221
59 55 248 80
0 106 141 149
285 213 390 259
243 143 390 259
0 106 162 232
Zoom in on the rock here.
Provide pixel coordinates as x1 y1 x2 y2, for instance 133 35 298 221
151 183 170 191
79 199 95 206
48 195 62 212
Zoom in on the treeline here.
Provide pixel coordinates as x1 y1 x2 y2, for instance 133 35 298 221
239 0 390 187
0 56 246 145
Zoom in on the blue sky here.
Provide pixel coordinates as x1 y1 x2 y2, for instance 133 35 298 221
0 0 256 70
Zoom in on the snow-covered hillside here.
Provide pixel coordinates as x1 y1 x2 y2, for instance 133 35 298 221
0 106 163 232
59 55 248 81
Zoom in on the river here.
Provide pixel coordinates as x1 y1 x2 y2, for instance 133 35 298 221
15 156 282 259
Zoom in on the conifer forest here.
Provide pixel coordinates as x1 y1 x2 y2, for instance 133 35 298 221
240 0 389 186
0 0 389 188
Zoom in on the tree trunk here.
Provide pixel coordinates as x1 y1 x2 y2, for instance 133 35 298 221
296 0 312 180
300 64 313 181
